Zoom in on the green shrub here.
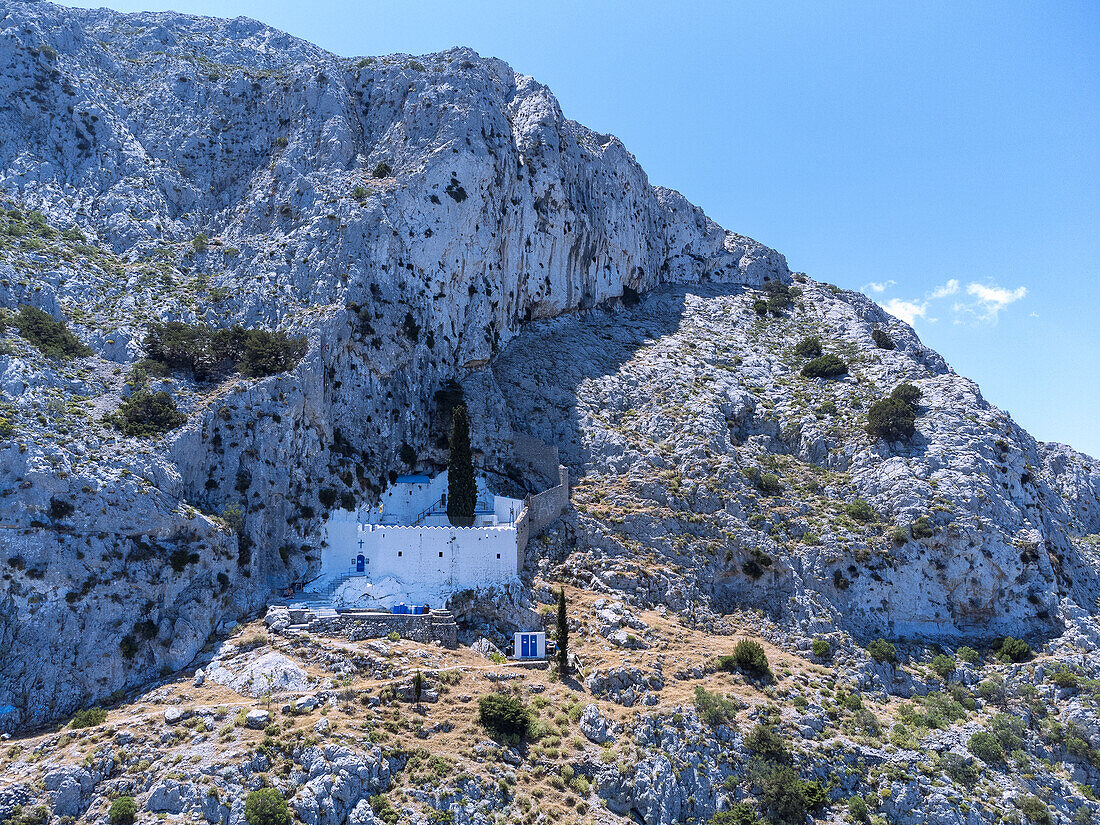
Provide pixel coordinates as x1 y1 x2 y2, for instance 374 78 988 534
745 724 789 762
868 638 897 665
1050 667 1080 689
113 391 187 437
750 761 806 825
477 693 531 741
910 516 934 539
143 321 305 381
368 795 400 825
14 305 91 359
800 354 848 379
931 654 956 680
372 162 392 178
244 788 291 825
890 382 922 410
319 487 337 508
792 336 822 359
968 730 1004 763
710 803 759 825
758 473 781 495
753 299 768 316
109 797 137 825
725 639 771 678
871 328 895 350
694 685 740 727
191 233 208 253
956 645 979 665
847 795 869 822
993 636 1030 663
988 713 1025 752
941 752 979 786
866 396 916 441
766 294 789 316
1017 795 1052 825
811 639 831 659
891 525 910 545
70 707 107 728
351 185 368 201
846 499 874 521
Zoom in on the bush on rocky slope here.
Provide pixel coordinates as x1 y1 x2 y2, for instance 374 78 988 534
14 305 91 359
866 397 915 441
800 353 848 379
872 327 895 349
244 788 291 825
112 390 187 437
477 693 531 742
143 321 306 380
792 335 822 358
107 798 136 825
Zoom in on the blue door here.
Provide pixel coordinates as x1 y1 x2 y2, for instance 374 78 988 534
521 634 530 658
356 554 365 573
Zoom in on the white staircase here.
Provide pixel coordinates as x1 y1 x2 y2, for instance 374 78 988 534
294 570 365 610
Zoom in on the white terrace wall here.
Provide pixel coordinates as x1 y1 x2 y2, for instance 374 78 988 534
363 524 518 594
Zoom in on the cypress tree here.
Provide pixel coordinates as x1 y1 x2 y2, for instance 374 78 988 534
556 587 569 676
413 669 424 709
447 404 476 527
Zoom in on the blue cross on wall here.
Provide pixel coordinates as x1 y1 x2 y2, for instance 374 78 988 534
358 539 364 549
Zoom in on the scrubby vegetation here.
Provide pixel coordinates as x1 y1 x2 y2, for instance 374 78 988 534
716 639 771 679
994 636 1031 663
143 321 306 381
108 797 137 825
800 354 848 379
694 685 740 727
792 336 822 359
244 788 291 825
868 638 898 664
14 305 91 359
477 693 531 742
871 328 895 349
866 382 923 442
69 706 107 728
112 390 187 437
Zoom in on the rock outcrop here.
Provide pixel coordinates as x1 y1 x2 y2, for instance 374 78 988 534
0 0 785 729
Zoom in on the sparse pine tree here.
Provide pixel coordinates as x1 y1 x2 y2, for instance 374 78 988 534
447 404 476 527
557 587 569 676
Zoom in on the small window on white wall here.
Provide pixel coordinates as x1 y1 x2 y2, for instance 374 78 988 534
496 553 501 559
398 551 402 557
438 551 443 557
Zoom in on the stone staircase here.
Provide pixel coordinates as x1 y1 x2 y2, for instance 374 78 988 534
290 572 364 613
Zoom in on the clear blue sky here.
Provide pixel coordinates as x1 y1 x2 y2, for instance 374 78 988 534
68 0 1100 457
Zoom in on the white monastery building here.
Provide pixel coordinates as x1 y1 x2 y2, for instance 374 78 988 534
315 470 527 607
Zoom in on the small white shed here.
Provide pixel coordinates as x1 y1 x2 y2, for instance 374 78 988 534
513 631 546 659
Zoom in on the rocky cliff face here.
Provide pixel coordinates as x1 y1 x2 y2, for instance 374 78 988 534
0 0 1096 744
467 281 1100 646
0 0 786 729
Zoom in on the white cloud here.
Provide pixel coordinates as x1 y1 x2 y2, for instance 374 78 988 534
929 279 959 299
954 282 1028 323
878 278 1026 327
882 298 928 325
862 280 895 293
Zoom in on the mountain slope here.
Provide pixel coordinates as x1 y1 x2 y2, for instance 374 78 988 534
0 0 785 729
468 280 1100 643
0 0 1096 751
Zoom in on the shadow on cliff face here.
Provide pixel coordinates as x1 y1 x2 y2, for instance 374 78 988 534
468 283 728 472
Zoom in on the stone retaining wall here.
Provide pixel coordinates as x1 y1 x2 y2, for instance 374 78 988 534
295 609 458 649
